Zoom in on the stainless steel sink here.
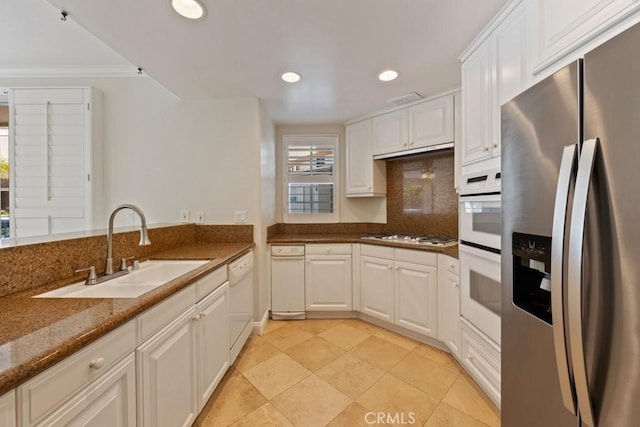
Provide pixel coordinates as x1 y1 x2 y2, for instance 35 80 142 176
34 260 209 299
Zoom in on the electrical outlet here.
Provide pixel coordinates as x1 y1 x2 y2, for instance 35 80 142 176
234 211 247 223
195 211 205 224
180 210 190 223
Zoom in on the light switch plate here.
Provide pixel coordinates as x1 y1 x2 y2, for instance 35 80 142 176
234 211 247 223
195 211 205 224
180 210 190 223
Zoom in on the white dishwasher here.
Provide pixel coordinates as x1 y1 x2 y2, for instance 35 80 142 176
271 245 306 320
228 251 254 363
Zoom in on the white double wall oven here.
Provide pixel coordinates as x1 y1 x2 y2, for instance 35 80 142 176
459 184 502 345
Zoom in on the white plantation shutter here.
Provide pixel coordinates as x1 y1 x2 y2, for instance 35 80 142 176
9 88 101 238
283 135 339 223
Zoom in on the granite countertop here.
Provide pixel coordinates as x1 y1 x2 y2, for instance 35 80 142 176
267 233 459 258
0 242 254 395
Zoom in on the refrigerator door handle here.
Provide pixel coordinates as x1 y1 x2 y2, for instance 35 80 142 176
551 144 578 415
568 138 599 427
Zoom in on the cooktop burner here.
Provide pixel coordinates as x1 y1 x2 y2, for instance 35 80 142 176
362 233 458 247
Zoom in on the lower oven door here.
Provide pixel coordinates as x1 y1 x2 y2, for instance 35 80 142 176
460 194 501 251
459 244 502 345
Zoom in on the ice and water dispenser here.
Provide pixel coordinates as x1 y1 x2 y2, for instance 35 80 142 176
512 232 553 324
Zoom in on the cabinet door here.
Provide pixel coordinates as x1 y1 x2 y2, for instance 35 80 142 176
437 255 461 359
372 109 408 156
345 120 386 197
533 0 639 73
41 355 136 427
305 254 352 311
0 391 15 427
408 95 454 149
394 261 438 337
137 308 198 427
196 283 230 411
360 255 394 322
492 1 530 158
461 42 493 166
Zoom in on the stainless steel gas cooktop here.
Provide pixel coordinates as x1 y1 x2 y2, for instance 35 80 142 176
361 233 458 247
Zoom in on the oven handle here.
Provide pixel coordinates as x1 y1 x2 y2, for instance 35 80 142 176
550 144 578 415
567 138 599 427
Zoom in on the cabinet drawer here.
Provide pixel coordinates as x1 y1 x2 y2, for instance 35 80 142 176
394 248 437 266
196 266 228 301
137 284 196 343
0 390 16 427
305 244 352 255
360 244 394 259
461 319 501 407
18 320 136 426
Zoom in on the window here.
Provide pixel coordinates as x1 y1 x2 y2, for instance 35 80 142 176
283 135 339 223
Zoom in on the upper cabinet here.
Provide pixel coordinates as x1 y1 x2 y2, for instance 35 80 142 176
372 109 408 156
532 0 640 76
460 0 531 168
372 94 455 158
345 120 386 197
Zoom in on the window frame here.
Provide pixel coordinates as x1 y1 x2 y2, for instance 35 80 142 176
282 134 339 223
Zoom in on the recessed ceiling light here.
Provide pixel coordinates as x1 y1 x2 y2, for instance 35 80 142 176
170 0 206 20
378 70 399 82
281 72 302 83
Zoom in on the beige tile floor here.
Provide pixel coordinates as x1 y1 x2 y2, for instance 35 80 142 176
195 319 500 427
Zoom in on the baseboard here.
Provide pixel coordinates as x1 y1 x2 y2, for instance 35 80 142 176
252 309 270 335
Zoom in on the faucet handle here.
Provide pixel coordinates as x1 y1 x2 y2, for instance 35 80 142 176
76 266 98 286
120 256 135 271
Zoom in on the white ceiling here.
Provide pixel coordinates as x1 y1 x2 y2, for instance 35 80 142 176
4 0 507 124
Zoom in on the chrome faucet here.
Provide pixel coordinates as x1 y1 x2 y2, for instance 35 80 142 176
105 204 151 275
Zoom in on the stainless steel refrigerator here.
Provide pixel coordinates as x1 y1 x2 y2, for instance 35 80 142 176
501 22 640 427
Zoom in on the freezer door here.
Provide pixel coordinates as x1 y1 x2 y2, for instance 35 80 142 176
501 60 580 426
581 21 640 426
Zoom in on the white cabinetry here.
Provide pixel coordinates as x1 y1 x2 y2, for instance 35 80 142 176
371 94 455 158
360 251 395 322
532 0 640 74
18 321 136 427
461 318 501 408
345 120 386 197
372 109 408 156
460 0 531 170
195 283 229 411
137 273 229 427
8 87 103 238
137 307 198 427
0 391 15 427
407 94 454 151
359 245 438 338
305 244 353 311
437 254 461 359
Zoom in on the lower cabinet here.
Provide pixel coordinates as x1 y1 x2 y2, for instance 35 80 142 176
305 245 353 311
137 282 230 427
137 307 198 427
195 284 230 411
461 318 501 408
41 355 136 427
360 254 395 322
437 254 461 359
360 245 438 338
0 391 15 427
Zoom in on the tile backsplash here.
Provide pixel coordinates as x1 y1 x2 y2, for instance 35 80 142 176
385 150 458 237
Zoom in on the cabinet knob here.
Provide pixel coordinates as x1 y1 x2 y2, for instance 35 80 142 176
387 265 392 270
89 357 105 370
368 186 372 190
199 313 206 319
492 144 498 148
482 147 490 152
192 316 200 322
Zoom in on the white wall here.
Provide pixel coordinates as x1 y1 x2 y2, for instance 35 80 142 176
0 76 261 227
275 124 386 224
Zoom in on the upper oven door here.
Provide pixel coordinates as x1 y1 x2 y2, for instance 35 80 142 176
460 194 501 251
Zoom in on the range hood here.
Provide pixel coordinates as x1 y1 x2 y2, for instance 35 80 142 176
373 141 454 160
